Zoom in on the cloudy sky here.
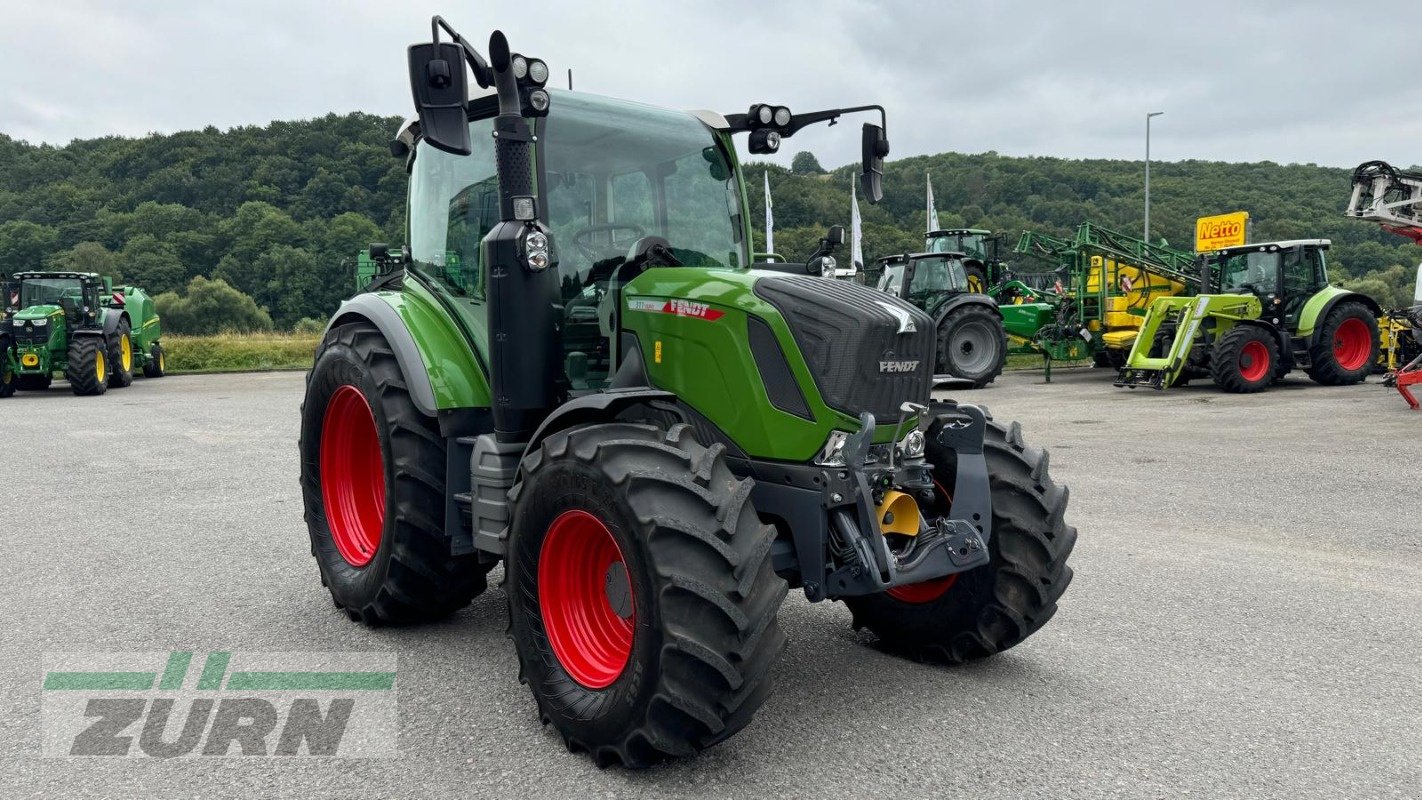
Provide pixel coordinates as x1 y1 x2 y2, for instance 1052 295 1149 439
2 0 1418 169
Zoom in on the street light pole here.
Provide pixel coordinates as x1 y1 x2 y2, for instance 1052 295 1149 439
1145 111 1164 244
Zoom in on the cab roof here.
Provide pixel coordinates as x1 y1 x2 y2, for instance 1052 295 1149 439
1210 239 1330 256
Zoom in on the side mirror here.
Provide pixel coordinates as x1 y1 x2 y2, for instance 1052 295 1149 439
826 225 846 246
860 123 888 204
369 242 389 261
408 42 471 156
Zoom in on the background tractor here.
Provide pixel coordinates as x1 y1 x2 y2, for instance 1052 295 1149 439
924 228 1003 292
870 250 1030 387
1116 240 1381 393
1 272 165 397
299 18 1075 768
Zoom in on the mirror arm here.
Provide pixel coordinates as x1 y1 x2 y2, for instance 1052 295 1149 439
432 15 493 88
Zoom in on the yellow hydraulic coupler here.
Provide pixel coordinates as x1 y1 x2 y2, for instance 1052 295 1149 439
875 490 923 536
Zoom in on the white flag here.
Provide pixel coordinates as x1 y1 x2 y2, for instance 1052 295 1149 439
926 172 940 232
850 179 863 271
763 171 774 254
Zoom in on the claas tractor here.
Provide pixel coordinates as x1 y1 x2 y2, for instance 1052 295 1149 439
0 272 165 397
299 17 1076 767
871 251 1019 387
1116 240 1381 392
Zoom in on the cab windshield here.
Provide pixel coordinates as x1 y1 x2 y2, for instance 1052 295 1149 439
906 256 969 303
1215 251 1279 294
540 92 746 290
928 233 986 259
19 278 86 310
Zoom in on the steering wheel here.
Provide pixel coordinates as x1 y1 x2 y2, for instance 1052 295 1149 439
573 223 646 263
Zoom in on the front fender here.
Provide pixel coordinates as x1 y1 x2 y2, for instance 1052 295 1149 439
932 294 1001 327
518 388 678 476
1297 287 1382 341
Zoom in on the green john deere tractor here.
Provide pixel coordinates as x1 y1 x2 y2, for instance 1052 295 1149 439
0 271 165 397
1115 240 1380 392
924 228 1003 293
300 18 1076 767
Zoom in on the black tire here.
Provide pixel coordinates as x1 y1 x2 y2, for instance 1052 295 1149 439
66 337 108 396
108 319 134 388
143 342 166 378
844 418 1076 663
1209 326 1277 394
299 321 491 625
1306 301 1379 386
507 422 786 768
936 305 1007 388
0 347 13 398
1092 349 1126 370
16 373 52 391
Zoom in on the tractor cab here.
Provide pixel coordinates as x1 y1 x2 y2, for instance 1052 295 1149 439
926 228 998 292
14 273 103 322
875 252 974 311
1209 240 1330 329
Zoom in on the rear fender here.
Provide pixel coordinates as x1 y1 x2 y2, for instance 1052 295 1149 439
1297 287 1381 342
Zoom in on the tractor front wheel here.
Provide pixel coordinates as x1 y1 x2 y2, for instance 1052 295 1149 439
844 418 1076 662
299 321 491 625
142 342 166 378
1307 302 1379 386
108 320 134 388
1210 326 1277 393
507 422 786 767
0 356 13 398
66 337 108 396
936 305 1007 388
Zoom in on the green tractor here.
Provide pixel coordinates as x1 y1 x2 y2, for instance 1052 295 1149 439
299 18 1076 767
0 271 165 397
924 228 1003 293
871 251 1015 387
1115 240 1381 392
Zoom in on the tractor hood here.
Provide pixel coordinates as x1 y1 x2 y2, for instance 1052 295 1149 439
13 305 63 322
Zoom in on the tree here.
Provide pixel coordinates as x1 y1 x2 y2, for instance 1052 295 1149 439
45 241 122 280
790 151 825 175
120 235 186 294
154 276 274 335
0 221 60 272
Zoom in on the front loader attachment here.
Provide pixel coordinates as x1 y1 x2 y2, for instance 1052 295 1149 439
1115 294 1263 389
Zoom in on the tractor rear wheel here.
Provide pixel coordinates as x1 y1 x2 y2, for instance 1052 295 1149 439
1307 302 1379 386
299 321 491 625
507 422 786 767
142 342 166 378
1209 326 1277 393
936 305 1007 388
16 373 52 391
844 418 1076 662
66 337 108 396
108 320 134 388
964 262 989 294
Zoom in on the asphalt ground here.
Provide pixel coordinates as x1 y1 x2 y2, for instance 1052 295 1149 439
2 367 1418 799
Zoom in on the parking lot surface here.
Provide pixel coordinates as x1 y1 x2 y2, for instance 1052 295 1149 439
3 368 1418 798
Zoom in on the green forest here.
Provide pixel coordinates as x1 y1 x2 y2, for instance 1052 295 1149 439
2 112 1418 334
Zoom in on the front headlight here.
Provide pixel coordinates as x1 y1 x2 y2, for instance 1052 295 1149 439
820 256 836 277
32 318 47 327
900 429 926 459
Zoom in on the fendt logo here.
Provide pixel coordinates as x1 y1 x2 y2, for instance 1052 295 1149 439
879 359 920 373
41 651 396 758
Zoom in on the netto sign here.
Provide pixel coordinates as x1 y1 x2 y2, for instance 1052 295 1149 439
1195 211 1249 252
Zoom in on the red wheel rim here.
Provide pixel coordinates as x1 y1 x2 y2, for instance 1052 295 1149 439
885 479 960 604
1238 340 1270 383
538 510 635 689
320 385 385 568
1332 318 1371 371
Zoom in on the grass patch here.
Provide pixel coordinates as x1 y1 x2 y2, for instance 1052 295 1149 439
164 333 320 374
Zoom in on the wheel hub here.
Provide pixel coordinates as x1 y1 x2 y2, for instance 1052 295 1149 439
319 385 385 568
538 509 635 689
